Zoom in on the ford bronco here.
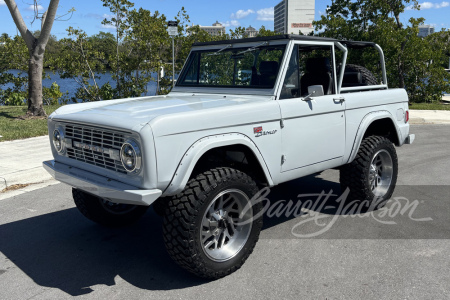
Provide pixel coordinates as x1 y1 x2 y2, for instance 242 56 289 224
44 35 415 279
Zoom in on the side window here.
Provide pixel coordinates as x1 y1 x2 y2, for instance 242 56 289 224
280 45 335 99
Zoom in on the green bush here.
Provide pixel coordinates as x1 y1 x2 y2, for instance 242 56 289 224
4 92 26 106
43 82 69 105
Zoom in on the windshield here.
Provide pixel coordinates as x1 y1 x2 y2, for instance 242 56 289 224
177 44 286 89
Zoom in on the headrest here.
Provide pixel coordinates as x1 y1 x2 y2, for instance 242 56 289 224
260 61 279 74
305 57 331 73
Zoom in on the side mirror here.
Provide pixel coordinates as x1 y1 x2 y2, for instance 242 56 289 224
302 85 324 101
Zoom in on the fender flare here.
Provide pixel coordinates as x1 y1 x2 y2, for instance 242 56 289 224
162 133 274 196
347 110 402 164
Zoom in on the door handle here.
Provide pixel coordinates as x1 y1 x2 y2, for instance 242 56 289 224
333 97 345 103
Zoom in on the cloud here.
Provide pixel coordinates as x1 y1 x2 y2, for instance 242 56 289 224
221 20 240 27
230 9 255 19
0 0 6 6
101 24 116 30
256 7 274 21
409 1 450 9
26 4 44 11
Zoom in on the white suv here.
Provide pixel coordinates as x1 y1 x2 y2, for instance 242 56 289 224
44 34 414 279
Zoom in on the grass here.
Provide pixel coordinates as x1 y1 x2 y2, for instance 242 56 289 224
409 102 450 111
0 105 60 141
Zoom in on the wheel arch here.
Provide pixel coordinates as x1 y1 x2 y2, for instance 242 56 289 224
162 133 274 196
347 111 402 164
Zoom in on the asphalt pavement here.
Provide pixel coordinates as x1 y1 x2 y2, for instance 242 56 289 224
0 124 450 299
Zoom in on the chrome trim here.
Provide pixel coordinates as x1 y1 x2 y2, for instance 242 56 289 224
120 139 142 174
63 123 128 174
53 128 65 154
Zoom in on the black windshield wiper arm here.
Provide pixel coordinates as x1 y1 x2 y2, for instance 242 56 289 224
207 44 232 56
236 42 269 55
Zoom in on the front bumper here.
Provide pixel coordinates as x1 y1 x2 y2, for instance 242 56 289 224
43 160 162 206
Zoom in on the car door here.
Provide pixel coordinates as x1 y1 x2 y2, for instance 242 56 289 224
277 42 346 172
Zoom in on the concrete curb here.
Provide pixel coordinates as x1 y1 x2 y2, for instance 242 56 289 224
0 136 54 192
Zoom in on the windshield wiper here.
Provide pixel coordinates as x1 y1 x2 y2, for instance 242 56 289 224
236 41 269 55
207 44 232 56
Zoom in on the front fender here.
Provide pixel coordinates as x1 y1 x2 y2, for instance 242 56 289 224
346 110 402 164
162 133 274 196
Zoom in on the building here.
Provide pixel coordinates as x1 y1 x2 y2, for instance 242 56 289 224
274 0 315 35
244 26 258 38
418 25 435 37
199 21 226 36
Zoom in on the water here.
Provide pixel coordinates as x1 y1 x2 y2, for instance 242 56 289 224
1 69 158 103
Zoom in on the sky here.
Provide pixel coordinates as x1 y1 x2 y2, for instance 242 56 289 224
0 0 449 39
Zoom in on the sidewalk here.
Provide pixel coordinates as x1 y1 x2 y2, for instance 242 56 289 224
0 136 56 199
409 109 450 124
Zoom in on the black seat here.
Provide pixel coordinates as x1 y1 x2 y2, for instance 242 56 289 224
259 61 279 87
301 57 332 95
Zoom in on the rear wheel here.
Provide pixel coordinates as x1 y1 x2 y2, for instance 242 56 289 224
162 167 263 279
340 136 398 207
73 188 148 227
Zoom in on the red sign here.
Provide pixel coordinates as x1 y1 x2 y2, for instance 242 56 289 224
254 126 263 134
291 23 312 28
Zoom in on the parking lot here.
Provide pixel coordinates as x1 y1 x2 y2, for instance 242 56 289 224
0 124 449 299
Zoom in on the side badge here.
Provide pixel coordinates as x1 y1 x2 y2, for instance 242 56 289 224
254 126 277 138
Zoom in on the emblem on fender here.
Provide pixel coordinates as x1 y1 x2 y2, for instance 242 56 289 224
254 126 277 138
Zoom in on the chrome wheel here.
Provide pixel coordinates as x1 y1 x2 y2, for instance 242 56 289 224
369 149 394 197
200 189 253 262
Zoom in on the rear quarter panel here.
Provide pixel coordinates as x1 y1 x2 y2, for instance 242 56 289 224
343 88 410 163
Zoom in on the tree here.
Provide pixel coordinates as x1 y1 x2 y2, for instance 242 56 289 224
101 0 134 96
4 0 60 116
314 0 450 103
50 27 110 102
1 33 10 41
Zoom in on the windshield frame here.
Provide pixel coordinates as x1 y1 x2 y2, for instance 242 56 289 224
173 40 290 95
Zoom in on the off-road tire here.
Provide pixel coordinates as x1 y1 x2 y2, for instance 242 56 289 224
340 136 398 207
162 167 263 279
152 197 168 216
344 64 378 85
73 188 148 227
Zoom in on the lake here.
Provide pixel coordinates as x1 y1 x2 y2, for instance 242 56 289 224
1 69 158 103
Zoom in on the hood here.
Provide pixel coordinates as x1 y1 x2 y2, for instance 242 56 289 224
50 93 272 132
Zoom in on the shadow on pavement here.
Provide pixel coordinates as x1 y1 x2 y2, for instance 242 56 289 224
1 174 448 296
0 208 208 296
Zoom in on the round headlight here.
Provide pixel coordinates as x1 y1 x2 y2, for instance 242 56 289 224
53 129 64 153
120 140 142 173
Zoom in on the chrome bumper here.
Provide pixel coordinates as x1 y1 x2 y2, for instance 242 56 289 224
404 134 415 145
43 160 162 206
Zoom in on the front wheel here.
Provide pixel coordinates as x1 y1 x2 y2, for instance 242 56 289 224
162 167 263 279
340 136 398 207
72 188 148 227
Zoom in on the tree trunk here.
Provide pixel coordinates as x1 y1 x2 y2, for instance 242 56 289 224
5 0 60 118
28 49 46 116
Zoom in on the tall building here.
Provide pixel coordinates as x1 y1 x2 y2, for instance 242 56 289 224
199 21 226 36
244 26 258 38
418 25 435 37
274 0 315 35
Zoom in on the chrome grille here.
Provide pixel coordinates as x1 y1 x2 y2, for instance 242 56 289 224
64 124 128 174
